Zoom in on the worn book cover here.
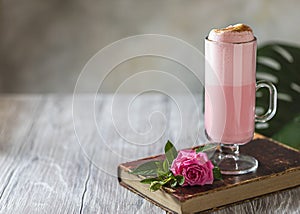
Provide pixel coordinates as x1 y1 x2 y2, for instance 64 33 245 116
118 135 300 214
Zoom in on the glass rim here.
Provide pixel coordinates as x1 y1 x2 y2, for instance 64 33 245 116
205 36 257 45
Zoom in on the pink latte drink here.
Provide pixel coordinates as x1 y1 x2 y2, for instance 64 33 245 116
205 24 257 144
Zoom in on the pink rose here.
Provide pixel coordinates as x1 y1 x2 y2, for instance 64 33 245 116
170 150 214 186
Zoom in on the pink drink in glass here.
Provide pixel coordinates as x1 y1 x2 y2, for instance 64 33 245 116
205 84 255 144
204 24 277 175
205 27 256 145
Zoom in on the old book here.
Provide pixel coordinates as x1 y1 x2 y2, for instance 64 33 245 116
118 134 300 214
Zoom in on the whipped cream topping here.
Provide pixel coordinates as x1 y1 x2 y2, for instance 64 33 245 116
208 24 255 43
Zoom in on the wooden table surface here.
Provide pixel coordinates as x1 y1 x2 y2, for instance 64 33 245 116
0 94 299 214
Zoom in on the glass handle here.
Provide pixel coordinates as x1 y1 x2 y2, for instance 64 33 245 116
255 80 277 123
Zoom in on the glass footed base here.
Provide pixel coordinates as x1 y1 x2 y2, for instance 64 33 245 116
212 144 258 175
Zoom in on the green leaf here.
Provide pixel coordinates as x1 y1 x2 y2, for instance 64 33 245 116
157 169 167 176
161 177 173 185
149 178 172 192
170 179 178 187
164 140 178 166
155 161 166 176
272 114 300 149
130 160 162 176
256 43 300 145
213 166 222 180
149 181 162 192
140 172 183 191
140 177 160 184
175 175 185 185
195 144 216 153
162 159 169 173
168 172 174 177
155 161 163 169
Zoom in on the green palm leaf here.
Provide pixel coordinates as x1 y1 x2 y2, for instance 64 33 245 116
256 43 300 149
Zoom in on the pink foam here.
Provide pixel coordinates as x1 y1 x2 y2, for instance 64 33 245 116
208 24 254 43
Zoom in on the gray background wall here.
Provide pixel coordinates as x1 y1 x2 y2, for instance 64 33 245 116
1 0 300 93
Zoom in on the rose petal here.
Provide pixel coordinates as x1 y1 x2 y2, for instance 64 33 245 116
170 150 214 186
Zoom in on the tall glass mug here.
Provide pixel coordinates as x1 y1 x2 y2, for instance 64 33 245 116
205 37 277 175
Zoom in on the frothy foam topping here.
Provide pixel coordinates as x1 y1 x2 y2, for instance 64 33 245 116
208 24 255 43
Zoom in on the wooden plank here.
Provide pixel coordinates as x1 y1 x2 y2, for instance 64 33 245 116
0 95 89 213
77 94 167 214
